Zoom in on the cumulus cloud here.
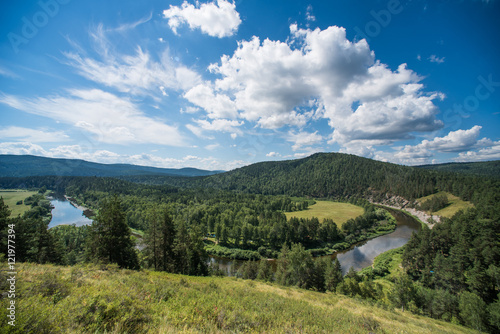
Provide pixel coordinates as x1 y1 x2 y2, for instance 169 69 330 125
0 89 187 146
456 141 500 162
200 24 443 150
394 126 492 164
163 0 241 38
183 83 238 119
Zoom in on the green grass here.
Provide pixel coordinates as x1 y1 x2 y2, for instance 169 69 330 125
285 201 364 227
0 189 38 217
417 191 474 218
0 262 479 334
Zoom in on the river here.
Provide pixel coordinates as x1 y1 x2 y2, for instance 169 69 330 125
48 198 94 229
210 208 421 275
47 197 421 275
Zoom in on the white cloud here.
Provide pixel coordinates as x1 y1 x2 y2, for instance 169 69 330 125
0 142 47 156
194 118 243 134
456 141 500 162
204 25 443 149
393 126 492 164
306 5 316 22
184 83 238 119
428 55 445 64
205 143 220 150
286 130 322 151
0 89 187 146
180 106 200 114
266 151 281 157
163 0 241 38
64 25 201 96
0 126 69 143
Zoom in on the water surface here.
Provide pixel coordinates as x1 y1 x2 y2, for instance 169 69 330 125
48 199 93 228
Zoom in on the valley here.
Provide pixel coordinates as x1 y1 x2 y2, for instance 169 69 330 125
0 153 499 333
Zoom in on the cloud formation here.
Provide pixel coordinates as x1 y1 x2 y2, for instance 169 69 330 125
195 25 444 152
163 0 241 38
394 126 492 164
64 25 201 97
0 89 187 146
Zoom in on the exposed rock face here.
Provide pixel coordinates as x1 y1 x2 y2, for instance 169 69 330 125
369 193 440 228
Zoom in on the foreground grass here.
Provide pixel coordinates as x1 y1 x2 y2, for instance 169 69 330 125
285 201 364 226
416 191 473 218
0 263 479 334
0 189 37 217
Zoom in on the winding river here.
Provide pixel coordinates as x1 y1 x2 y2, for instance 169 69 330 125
210 208 421 275
47 197 422 275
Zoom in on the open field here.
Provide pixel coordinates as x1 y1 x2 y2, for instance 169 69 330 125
0 189 38 217
285 201 364 226
417 191 474 218
0 262 479 334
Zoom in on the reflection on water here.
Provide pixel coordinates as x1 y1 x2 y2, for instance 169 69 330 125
48 199 93 228
210 208 421 275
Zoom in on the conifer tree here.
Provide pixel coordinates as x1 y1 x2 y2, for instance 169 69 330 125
85 196 138 269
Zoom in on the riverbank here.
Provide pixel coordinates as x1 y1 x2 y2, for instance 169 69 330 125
369 195 439 229
64 195 95 218
206 208 398 261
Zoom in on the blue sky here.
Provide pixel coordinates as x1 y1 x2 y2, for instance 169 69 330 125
1 0 499 171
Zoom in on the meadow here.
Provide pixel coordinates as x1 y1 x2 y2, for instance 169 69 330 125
0 189 37 217
0 262 479 334
285 200 364 226
416 191 474 218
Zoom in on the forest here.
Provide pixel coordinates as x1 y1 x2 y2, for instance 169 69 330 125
0 152 499 332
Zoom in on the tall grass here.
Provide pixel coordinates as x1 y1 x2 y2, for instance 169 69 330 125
0 262 479 333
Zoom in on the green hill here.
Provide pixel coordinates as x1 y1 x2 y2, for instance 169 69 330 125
0 262 478 334
138 152 495 202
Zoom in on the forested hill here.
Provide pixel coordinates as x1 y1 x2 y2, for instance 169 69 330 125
0 154 222 178
133 153 499 204
417 160 500 178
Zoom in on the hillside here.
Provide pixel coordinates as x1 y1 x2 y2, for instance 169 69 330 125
417 160 500 178
133 152 489 201
0 154 222 178
0 262 478 334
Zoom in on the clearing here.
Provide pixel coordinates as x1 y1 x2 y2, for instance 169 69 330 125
285 200 364 226
417 191 474 218
0 189 38 217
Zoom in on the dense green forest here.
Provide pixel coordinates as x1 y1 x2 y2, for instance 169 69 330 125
1 153 499 332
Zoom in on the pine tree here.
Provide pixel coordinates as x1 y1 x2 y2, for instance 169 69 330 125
0 198 11 257
85 196 138 269
325 258 343 292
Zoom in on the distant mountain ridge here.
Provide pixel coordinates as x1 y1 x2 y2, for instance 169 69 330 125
0 155 222 178
417 160 500 178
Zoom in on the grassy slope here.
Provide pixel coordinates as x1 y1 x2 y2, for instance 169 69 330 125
0 189 37 217
285 201 364 227
0 263 478 334
416 191 474 218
